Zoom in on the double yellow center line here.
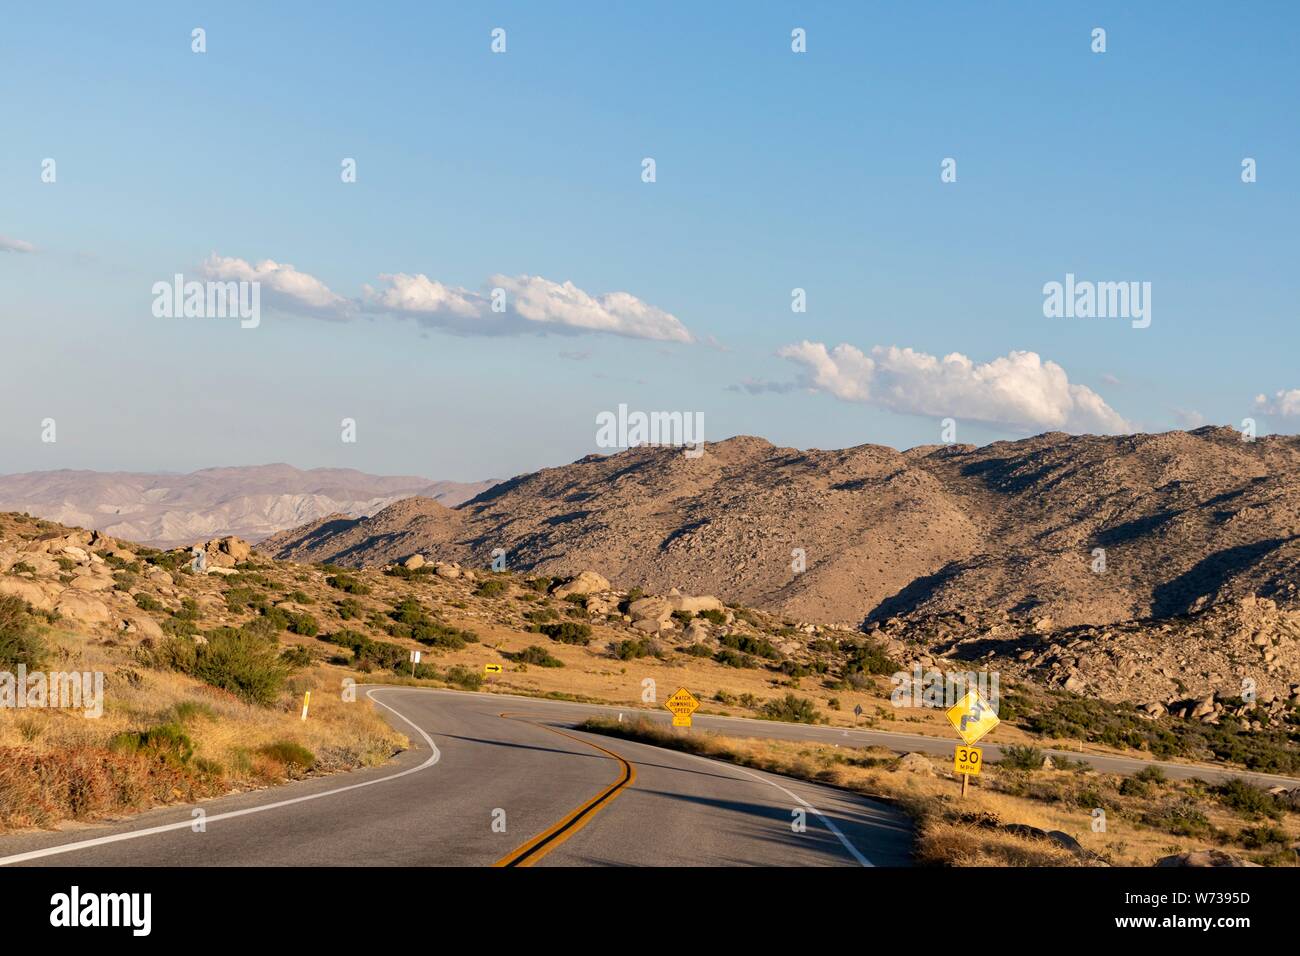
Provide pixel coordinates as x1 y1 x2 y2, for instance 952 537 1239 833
492 714 637 867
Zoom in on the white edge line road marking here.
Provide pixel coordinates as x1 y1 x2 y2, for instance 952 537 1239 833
565 724 875 867
677 748 874 867
0 688 440 866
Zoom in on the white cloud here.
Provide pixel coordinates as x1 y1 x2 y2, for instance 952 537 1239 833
201 254 352 318
0 235 35 254
490 274 693 343
776 341 1132 434
1255 389 1300 417
204 254 689 342
1173 408 1207 428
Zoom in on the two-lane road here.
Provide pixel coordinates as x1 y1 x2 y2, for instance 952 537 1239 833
0 687 913 867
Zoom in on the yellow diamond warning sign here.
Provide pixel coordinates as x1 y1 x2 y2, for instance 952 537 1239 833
946 690 1000 745
665 687 700 727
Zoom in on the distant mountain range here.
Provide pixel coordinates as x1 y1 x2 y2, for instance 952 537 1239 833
0 465 496 547
258 427 1300 630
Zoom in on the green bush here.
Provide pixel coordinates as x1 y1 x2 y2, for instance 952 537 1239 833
842 639 898 677
280 645 314 667
335 598 364 620
713 648 757 668
1214 778 1283 820
259 741 315 771
476 578 509 598
611 637 658 661
720 633 781 660
445 665 483 690
681 643 713 657
540 621 592 645
0 595 46 669
759 693 820 724
133 592 164 612
109 722 194 766
671 609 694 625
286 612 319 637
326 575 371 595
999 745 1047 770
697 608 726 626
192 630 292 706
513 645 564 667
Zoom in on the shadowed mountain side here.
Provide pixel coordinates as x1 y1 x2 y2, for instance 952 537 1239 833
257 427 1300 630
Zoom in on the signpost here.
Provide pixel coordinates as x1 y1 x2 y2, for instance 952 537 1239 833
664 687 700 728
484 663 503 675
853 703 863 723
946 690 999 797
409 649 421 677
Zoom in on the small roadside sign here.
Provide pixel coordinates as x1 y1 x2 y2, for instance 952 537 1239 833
409 650 421 664
954 745 983 776
946 690 1000 746
484 663 503 675
665 687 700 728
853 703 863 721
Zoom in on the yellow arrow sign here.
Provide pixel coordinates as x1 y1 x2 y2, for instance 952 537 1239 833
946 690 1000 745
484 663 503 674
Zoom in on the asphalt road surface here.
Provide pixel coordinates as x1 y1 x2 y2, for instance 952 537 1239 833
3 686 1293 868
0 687 914 867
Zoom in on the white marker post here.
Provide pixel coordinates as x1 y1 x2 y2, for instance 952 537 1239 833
410 649 421 677
300 691 310 721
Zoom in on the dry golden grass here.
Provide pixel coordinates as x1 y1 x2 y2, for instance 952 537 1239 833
0 621 405 833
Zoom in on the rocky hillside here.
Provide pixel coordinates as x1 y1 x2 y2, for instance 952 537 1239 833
0 464 495 547
259 427 1300 632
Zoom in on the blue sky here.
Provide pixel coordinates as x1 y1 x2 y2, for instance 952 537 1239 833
3 1 1298 481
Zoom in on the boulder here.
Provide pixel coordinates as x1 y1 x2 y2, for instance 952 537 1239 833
68 572 113 592
666 593 724 614
0 577 59 611
217 536 251 561
684 620 712 643
552 571 611 599
434 562 461 579
54 591 112 625
403 554 426 570
119 614 164 640
628 597 674 624
897 752 935 775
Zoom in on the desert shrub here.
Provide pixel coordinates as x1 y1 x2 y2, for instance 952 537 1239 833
326 575 371 595
162 615 198 638
526 576 554 593
476 578 509 598
697 608 726 626
284 590 314 605
109 722 194 767
7 562 36 575
0 595 46 669
1237 824 1290 849
410 619 479 650
192 631 292 706
286 613 319 637
1000 745 1047 771
671 609 694 625
681 643 713 657
1135 765 1167 784
258 741 315 771
720 633 781 660
611 637 659 661
842 639 898 677
713 648 757 669
279 645 314 667
759 693 819 724
224 586 266 614
1141 800 1212 837
1214 778 1283 820
526 607 558 624
540 621 592 645
335 598 364 620
513 645 564 668
445 665 483 690
133 592 164 612
714 690 737 705
55 556 76 572
260 606 291 631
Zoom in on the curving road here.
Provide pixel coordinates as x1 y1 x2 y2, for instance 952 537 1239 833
0 687 914 868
